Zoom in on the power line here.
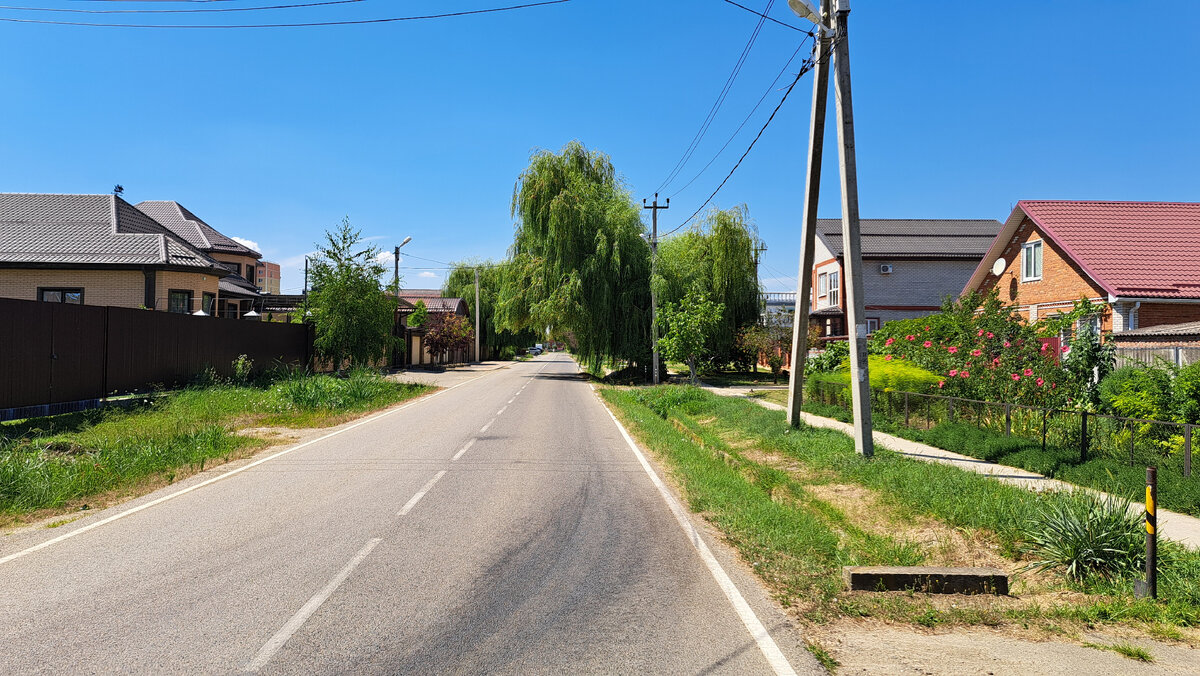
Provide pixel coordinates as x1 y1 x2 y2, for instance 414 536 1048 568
0 0 365 13
654 0 773 194
0 0 569 28
668 34 811 199
720 0 808 33
660 36 839 239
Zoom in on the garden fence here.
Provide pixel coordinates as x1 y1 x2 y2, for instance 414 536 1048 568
0 297 311 418
1115 346 1200 368
806 380 1193 479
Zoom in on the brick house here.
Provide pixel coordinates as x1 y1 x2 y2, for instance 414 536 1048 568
394 290 474 366
136 201 263 319
0 193 229 312
809 218 1002 338
961 201 1200 335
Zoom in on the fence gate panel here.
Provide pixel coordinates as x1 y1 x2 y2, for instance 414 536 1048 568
49 302 107 404
0 298 53 409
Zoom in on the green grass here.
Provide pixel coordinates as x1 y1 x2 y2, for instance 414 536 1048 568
601 385 1200 630
805 639 839 673
697 369 789 388
1082 641 1155 662
0 371 432 520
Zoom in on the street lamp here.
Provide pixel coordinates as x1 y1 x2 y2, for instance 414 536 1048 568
787 0 835 31
394 236 412 292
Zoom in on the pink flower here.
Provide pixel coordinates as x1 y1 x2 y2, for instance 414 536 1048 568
1036 378 1045 387
948 346 959 354
992 357 1001 364
1040 343 1048 352
960 370 970 378
1051 382 1057 389
1062 345 1070 353
885 338 894 346
970 349 982 357
987 332 994 338
884 355 893 361
937 380 945 388
906 334 915 341
923 340 933 348
925 326 931 331
1004 341 1011 348
1024 368 1034 376
1011 373 1021 381
977 329 984 336
948 369 958 377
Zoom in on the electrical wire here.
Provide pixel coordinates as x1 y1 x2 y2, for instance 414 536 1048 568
721 0 808 33
0 0 569 28
660 35 839 239
654 0 774 194
0 0 364 13
668 34 811 199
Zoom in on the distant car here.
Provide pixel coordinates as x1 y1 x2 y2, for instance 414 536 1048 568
527 346 543 356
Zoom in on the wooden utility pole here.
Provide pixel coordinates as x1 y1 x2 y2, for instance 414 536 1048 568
831 0 874 456
786 0 832 427
474 267 481 362
393 246 401 291
643 194 669 385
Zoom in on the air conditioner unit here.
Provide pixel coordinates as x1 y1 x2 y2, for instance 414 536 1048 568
880 264 894 274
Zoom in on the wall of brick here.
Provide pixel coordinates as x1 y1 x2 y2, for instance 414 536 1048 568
211 253 259 280
155 270 220 312
0 269 144 308
1135 303 1200 329
975 216 1111 328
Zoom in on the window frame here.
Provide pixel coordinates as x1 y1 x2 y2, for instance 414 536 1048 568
202 292 216 315
38 287 84 304
167 289 194 314
828 269 841 307
866 318 880 333
1022 240 1043 281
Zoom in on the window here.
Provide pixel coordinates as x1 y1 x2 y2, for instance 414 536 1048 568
817 272 828 299
220 261 240 275
168 290 193 314
828 270 840 307
1022 240 1043 281
866 318 880 333
202 292 216 314
38 288 83 304
1078 314 1101 338
244 264 254 278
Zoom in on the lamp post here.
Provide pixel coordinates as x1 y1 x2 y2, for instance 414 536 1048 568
394 236 412 292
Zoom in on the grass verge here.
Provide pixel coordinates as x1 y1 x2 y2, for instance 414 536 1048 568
0 370 432 525
601 385 1200 634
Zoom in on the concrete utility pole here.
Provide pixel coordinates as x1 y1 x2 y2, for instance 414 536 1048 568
785 0 873 457
643 194 669 385
474 267 481 362
394 246 400 290
785 5 831 427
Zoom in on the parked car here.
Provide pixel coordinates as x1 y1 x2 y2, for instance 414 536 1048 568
527 346 543 356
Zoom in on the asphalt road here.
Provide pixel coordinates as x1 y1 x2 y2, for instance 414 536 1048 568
0 354 816 674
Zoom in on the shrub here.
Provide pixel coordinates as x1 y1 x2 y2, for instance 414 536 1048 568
1173 362 1200 424
634 385 707 419
1021 490 1143 581
1099 365 1172 420
816 355 942 392
231 354 254 385
807 340 848 372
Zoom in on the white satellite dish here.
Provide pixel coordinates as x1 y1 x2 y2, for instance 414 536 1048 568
991 258 1007 276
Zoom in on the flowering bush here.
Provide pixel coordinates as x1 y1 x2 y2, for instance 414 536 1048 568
869 289 1068 406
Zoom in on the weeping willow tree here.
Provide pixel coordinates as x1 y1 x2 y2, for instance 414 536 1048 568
656 204 762 367
498 141 652 374
443 260 539 359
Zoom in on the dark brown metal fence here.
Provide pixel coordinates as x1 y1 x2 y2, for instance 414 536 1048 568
0 297 310 412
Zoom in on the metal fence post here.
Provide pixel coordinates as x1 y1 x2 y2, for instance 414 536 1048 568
1185 424 1193 478
1129 420 1136 466
1042 409 1048 453
1004 403 1011 437
904 392 910 427
948 399 955 423
1080 411 1089 463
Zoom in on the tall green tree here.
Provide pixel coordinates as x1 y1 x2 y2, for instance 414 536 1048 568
657 205 762 367
499 141 652 373
306 218 397 371
444 260 538 358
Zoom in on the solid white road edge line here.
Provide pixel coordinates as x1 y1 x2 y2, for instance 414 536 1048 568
594 388 798 676
451 438 476 462
0 373 487 567
397 470 448 516
243 537 382 672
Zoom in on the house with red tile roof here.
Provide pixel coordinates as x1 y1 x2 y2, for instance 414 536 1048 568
961 201 1200 335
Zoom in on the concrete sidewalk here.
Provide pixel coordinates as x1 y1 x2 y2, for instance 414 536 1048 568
706 386 1200 551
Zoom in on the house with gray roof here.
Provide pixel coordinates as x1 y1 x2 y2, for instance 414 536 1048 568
808 218 1002 338
0 193 229 313
136 200 263 319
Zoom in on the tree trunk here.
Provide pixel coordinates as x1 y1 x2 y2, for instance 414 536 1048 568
688 357 697 386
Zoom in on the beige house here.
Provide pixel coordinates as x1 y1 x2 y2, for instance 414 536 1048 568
0 193 228 313
136 200 263 319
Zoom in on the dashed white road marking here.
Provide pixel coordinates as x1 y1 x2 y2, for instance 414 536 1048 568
508 398 515 404
398 470 448 517
244 537 382 672
497 406 507 415
594 389 798 676
480 418 495 433
0 374 485 568
451 439 475 462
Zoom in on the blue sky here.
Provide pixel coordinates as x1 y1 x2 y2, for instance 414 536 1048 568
2 0 1197 293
